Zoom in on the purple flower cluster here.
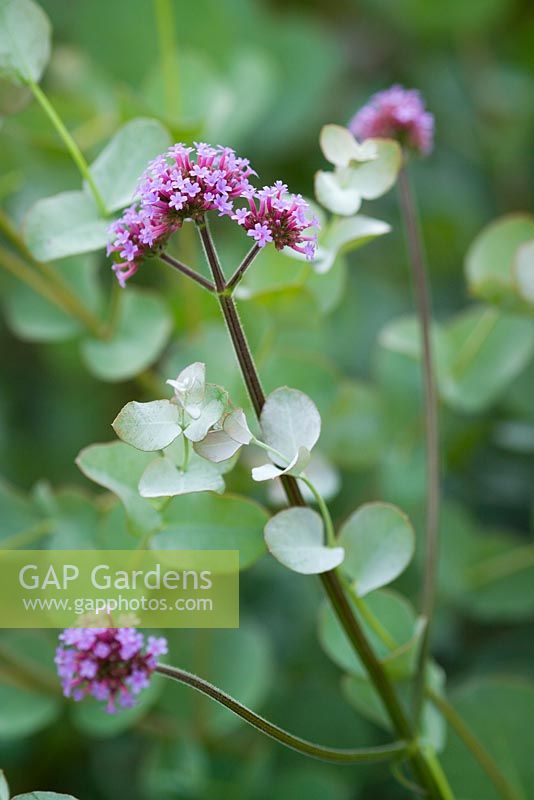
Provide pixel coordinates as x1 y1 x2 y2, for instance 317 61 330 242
349 85 434 156
55 627 168 713
108 143 317 286
232 181 317 259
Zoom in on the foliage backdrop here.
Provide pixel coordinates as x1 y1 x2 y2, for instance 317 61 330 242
0 0 533 798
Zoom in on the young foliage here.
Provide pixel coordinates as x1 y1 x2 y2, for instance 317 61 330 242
264 507 344 574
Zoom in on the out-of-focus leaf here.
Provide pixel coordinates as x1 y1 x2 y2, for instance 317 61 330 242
339 502 415 596
514 240 534 306
0 771 8 800
142 739 209 800
151 493 267 569
465 213 534 310
441 678 534 799
322 381 386 469
319 589 421 680
87 118 171 212
0 683 60 740
2 254 102 342
76 441 161 536
24 191 108 261
264 507 344 575
81 289 172 381
315 216 391 275
439 307 534 412
0 0 51 86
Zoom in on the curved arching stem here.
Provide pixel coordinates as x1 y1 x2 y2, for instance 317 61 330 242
156 663 406 765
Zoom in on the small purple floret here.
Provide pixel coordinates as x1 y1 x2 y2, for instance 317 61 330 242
234 184 317 259
55 627 168 714
349 84 434 156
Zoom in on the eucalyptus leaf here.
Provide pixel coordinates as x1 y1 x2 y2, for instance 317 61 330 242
441 678 534 799
223 408 253 444
264 507 344 574
193 429 242 463
167 362 206 419
315 170 362 216
319 124 377 167
260 387 321 459
0 0 51 86
339 502 415 596
138 455 224 498
87 118 171 211
0 771 8 800
151 493 268 568
183 386 227 442
2 254 103 342
319 589 421 679
514 240 534 306
76 441 161 536
24 191 108 262
316 215 391 274
13 795 78 800
112 400 182 452
251 445 310 481
81 288 172 381
440 307 534 412
465 213 534 309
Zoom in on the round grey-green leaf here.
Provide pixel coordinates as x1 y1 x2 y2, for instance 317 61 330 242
81 288 172 382
13 794 79 800
260 386 321 459
87 118 171 212
264 507 344 574
0 0 51 86
112 400 182 452
339 502 415 596
24 191 109 262
151 493 268 569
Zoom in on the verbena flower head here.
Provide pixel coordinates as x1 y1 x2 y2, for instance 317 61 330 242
107 143 319 285
349 85 434 156
55 627 168 713
107 142 255 286
232 182 317 260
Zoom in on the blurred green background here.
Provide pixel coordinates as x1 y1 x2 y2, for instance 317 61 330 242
0 0 533 798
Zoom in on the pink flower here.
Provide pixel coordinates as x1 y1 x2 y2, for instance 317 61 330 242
55 627 168 714
234 184 317 260
349 84 434 156
107 142 255 286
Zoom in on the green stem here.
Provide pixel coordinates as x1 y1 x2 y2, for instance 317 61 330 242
226 244 261 293
190 221 453 799
155 663 406 764
182 436 190 472
301 475 335 546
342 586 515 800
160 252 216 292
398 165 441 724
26 79 107 216
427 688 520 800
153 0 180 118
